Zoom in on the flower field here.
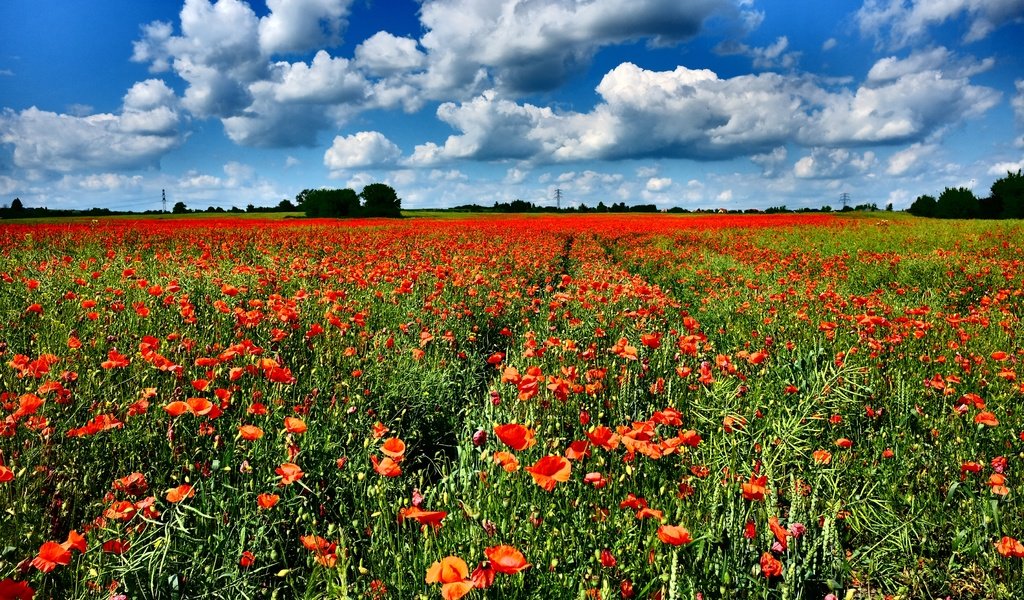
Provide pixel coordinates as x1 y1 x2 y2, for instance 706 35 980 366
1 213 1023 599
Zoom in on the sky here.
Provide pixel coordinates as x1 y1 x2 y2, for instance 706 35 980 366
1 0 1023 212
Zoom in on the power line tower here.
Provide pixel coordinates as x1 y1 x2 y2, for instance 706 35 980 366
554 188 562 210
840 192 850 209
162 189 167 213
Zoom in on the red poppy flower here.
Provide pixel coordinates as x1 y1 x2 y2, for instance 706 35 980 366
0 578 34 600
31 541 72 572
493 451 520 472
165 484 195 503
996 536 1024 558
102 539 129 555
399 506 447 529
600 549 617 568
163 401 191 417
240 551 255 568
494 423 536 451
975 411 999 427
371 455 402 477
657 525 693 546
585 425 619 450
471 561 495 589
524 455 571 491
239 425 264 441
812 450 832 465
257 493 280 510
63 530 86 554
484 545 530 574
769 516 789 550
380 437 406 459
284 417 307 434
276 462 304 485
426 556 474 600
0 465 14 483
760 552 782 578
742 475 768 501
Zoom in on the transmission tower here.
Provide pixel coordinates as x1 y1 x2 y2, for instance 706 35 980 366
162 189 167 213
840 192 850 209
554 188 562 210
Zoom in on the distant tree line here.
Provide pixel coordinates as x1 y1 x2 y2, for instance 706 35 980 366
908 170 1024 219
296 184 401 218
438 200 875 214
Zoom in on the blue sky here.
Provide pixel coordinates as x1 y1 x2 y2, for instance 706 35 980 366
1 0 1022 211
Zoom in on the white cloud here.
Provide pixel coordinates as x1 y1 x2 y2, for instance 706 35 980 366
866 47 993 83
886 142 935 176
405 58 998 166
716 189 733 202
646 177 672 192
272 51 368 104
750 146 787 177
259 0 353 55
822 38 838 51
354 32 426 76
504 167 527 184
223 161 255 186
324 131 402 171
0 80 183 174
715 36 801 70
856 0 1024 48
794 148 876 179
417 0 739 95
988 159 1024 175
60 173 145 192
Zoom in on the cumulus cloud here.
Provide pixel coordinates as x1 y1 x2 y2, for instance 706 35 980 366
645 177 672 191
988 159 1024 175
886 142 935 176
750 146 787 177
133 0 265 118
715 36 801 70
856 0 1024 48
0 79 183 174
866 47 993 83
324 131 402 171
405 55 998 166
793 148 876 179
417 0 741 95
259 0 353 55
354 32 426 76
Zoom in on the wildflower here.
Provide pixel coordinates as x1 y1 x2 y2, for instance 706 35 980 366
485 545 530 574
760 552 782 578
257 493 280 510
371 455 402 477
165 484 194 503
31 541 71 572
425 556 474 600
524 455 571 491
494 423 536 451
276 462 304 485
657 525 693 546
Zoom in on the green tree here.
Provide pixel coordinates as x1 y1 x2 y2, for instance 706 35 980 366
172 201 187 214
10 198 24 212
908 194 937 217
300 188 360 217
360 183 401 217
935 187 978 219
992 170 1024 219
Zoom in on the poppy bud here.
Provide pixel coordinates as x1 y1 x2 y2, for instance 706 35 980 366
472 429 487 447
